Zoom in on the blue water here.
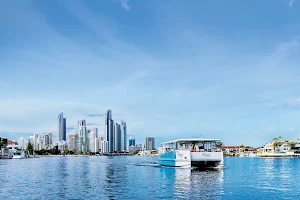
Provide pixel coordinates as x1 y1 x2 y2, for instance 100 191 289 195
1 156 300 199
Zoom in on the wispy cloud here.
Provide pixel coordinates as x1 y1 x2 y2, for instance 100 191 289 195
288 97 300 105
289 0 295 7
87 114 104 117
86 123 100 126
268 127 277 133
120 0 130 11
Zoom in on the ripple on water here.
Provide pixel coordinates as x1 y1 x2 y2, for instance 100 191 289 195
1 157 300 199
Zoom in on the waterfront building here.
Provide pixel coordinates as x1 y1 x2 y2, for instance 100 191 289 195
105 109 115 153
113 123 121 152
57 112 66 142
257 140 294 157
48 133 53 147
91 128 99 138
120 120 127 151
221 146 241 156
145 137 155 150
58 140 67 152
104 109 112 141
128 145 138 153
34 133 42 151
28 136 34 149
101 140 109 153
78 120 88 153
68 132 78 152
89 129 97 153
97 137 103 152
129 136 135 146
18 137 26 150
0 137 8 147
43 134 50 149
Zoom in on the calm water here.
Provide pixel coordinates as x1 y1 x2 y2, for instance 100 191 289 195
1 156 300 199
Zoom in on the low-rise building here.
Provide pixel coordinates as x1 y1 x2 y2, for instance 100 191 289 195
221 146 241 156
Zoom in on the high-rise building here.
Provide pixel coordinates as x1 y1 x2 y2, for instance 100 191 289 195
145 137 155 151
44 134 49 149
129 136 135 146
101 140 109 153
68 132 78 152
28 136 34 149
108 119 114 152
89 129 97 153
78 120 88 153
113 123 121 152
48 133 53 146
120 120 127 151
104 109 112 141
97 137 103 152
58 112 66 142
91 127 99 139
34 133 42 151
58 140 67 152
18 137 26 150
105 109 115 153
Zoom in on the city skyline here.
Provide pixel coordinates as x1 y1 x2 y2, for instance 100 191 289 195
1 0 300 147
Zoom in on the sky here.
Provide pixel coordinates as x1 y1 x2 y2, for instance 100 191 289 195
1 0 300 147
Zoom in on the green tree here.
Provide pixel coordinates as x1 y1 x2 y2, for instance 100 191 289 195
27 142 34 155
216 141 223 147
64 149 69 155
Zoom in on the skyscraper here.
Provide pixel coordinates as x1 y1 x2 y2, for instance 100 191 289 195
68 132 78 152
34 133 42 151
114 123 121 152
120 120 127 151
48 133 53 147
28 136 34 149
78 120 88 153
101 140 109 153
109 119 114 152
104 110 112 141
18 137 26 150
90 127 98 139
145 137 155 150
58 112 66 141
89 129 97 153
44 134 49 149
129 136 135 146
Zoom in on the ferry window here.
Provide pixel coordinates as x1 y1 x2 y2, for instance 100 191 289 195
211 142 216 148
198 142 204 149
204 142 211 150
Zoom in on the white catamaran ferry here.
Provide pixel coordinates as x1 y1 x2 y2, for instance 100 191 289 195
159 138 224 168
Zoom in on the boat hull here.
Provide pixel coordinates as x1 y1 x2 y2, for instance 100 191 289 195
159 150 224 168
13 155 25 159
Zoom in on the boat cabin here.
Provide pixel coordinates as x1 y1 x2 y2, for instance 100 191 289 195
161 138 221 154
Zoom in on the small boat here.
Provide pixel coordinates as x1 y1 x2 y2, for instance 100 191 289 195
11 150 26 159
159 138 224 168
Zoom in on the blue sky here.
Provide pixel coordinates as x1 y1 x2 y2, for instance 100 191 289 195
1 0 300 147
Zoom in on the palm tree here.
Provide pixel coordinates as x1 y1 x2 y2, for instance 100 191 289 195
272 137 279 153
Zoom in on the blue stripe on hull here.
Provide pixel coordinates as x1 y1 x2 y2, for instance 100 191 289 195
159 160 176 167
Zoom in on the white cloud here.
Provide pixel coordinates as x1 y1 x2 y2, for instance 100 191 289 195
289 128 295 132
289 0 295 7
268 127 276 132
120 0 130 11
288 97 300 105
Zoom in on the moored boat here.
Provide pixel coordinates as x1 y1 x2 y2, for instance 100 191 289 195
159 138 224 168
12 150 26 159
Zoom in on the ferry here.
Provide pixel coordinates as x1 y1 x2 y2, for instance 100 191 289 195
11 150 26 159
159 138 224 168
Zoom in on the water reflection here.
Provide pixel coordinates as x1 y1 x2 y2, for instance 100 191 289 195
103 157 129 199
160 167 224 199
